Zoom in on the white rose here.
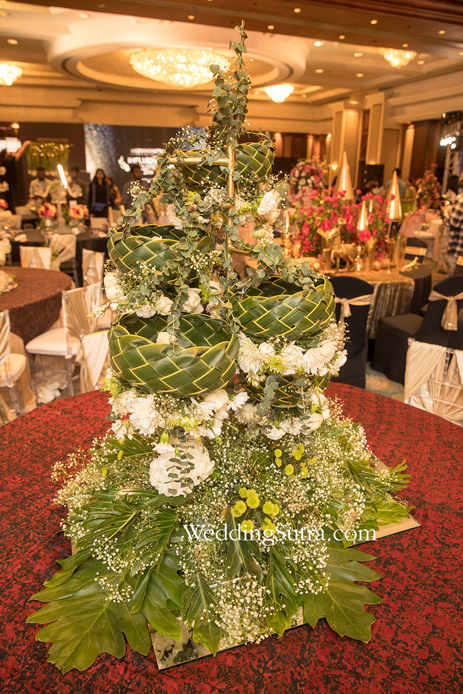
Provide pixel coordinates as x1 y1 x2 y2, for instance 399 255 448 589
209 280 222 294
104 273 125 302
235 403 258 424
155 295 173 316
156 331 175 344
187 438 215 484
280 343 304 375
153 442 175 455
281 418 303 435
305 412 324 432
264 425 286 441
258 342 275 360
136 305 157 318
184 288 203 314
257 190 280 225
202 388 229 412
214 405 229 421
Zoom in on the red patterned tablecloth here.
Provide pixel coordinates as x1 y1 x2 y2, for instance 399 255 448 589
0 267 73 344
0 385 462 694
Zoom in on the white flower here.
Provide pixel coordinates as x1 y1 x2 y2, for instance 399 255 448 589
202 388 229 412
155 295 173 316
104 272 124 302
280 343 304 375
258 342 275 360
237 333 266 376
91 303 108 318
335 351 347 370
167 204 184 230
302 341 337 375
209 280 222 294
264 425 286 441
111 419 134 442
153 442 175 455
235 403 258 424
111 388 138 417
183 288 203 314
214 405 229 421
136 305 157 318
281 418 303 435
228 391 249 411
252 224 274 247
149 437 214 496
257 190 280 224
156 331 176 344
305 412 324 432
206 302 221 319
129 395 165 436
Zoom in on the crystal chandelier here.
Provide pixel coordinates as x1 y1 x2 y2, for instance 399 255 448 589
129 48 229 87
263 83 294 103
0 63 22 86
380 48 417 68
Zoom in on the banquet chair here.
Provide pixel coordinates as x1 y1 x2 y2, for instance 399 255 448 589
0 310 27 417
25 282 109 396
20 245 52 270
453 255 463 277
82 249 105 286
404 340 463 425
50 234 79 286
329 276 375 389
371 276 463 384
404 238 428 265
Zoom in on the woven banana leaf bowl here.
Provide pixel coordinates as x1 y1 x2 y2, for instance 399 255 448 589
231 276 335 341
109 312 238 396
108 224 213 281
179 142 274 190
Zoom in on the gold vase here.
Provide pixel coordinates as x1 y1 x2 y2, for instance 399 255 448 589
362 244 376 272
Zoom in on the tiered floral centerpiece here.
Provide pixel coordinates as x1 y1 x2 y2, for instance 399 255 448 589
416 164 441 209
27 24 411 673
288 157 328 197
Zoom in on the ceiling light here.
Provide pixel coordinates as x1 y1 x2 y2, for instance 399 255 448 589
314 41 323 47
294 8 301 13
268 25 274 30
11 122 20 129
371 19 377 25
188 15 195 20
302 94 307 97
339 35 345 39
354 52 363 57
0 63 22 86
439 30 445 34
350 100 359 104
263 83 294 103
79 13 89 18
130 48 229 87
402 43 409 48
315 69 324 73
7 39 18 45
417 60 425 65
459 52 463 56
380 48 417 68
356 73 364 77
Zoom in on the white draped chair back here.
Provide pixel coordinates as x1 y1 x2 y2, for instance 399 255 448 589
62 283 109 393
0 237 12 266
20 245 52 269
0 310 11 366
82 249 105 286
0 310 26 416
49 234 77 271
404 339 463 424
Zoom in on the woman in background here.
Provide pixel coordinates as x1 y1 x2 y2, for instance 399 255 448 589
401 177 417 217
106 176 122 210
88 168 109 217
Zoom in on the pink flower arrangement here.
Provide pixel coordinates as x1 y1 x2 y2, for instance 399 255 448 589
0 199 8 210
288 157 329 194
69 204 89 220
37 202 57 218
291 189 390 257
415 165 441 209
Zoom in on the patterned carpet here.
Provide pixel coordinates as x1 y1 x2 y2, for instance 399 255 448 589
365 363 404 402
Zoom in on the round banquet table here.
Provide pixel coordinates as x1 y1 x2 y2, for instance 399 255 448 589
0 384 462 694
10 229 109 286
0 267 73 344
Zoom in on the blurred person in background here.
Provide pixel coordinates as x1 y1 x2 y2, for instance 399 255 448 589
384 167 406 199
106 176 122 210
88 168 109 217
29 166 51 210
67 166 87 206
122 164 150 222
401 177 417 216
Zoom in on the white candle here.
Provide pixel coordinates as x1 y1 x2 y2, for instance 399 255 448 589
57 164 68 188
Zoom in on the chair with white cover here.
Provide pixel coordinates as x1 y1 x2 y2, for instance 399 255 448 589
20 245 52 269
0 310 27 417
404 339 463 425
25 282 108 396
329 276 375 389
82 248 105 286
404 238 428 265
50 234 79 285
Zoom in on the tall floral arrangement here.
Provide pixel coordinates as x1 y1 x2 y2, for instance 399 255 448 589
27 24 410 675
288 157 328 196
416 164 441 208
37 202 57 218
291 189 390 257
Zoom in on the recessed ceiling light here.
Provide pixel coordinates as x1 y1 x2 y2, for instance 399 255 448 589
79 13 89 18
315 68 324 73
188 15 195 19
294 7 301 13
314 41 323 46
354 52 363 57
417 60 425 65
403 43 409 48
268 25 274 30
339 35 345 40
371 19 377 25
356 72 364 77
7 39 18 45
350 100 359 104
302 94 307 97
439 30 445 34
